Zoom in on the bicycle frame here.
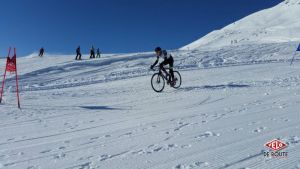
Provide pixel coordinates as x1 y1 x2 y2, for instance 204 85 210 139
158 70 169 81
153 66 171 81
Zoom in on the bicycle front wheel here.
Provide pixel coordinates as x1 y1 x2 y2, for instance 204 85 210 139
172 71 182 89
151 73 165 92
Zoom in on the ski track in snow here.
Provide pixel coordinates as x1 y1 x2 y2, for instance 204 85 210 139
0 43 300 169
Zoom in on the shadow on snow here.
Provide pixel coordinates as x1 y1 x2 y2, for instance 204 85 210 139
79 106 122 110
180 84 250 91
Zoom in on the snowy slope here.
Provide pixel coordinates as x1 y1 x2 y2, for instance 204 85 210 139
0 48 300 169
0 42 299 94
181 0 300 50
1 1 300 168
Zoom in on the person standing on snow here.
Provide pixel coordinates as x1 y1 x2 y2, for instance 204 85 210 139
39 47 45 57
150 47 175 86
90 46 95 59
75 46 82 60
96 48 101 58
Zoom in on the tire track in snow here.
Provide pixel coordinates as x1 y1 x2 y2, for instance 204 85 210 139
218 151 264 169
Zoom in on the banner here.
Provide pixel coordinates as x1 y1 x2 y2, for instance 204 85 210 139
0 48 20 108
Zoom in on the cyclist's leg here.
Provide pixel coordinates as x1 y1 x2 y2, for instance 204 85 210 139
168 57 174 81
159 61 168 75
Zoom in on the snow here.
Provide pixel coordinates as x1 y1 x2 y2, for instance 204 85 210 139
0 44 300 169
1 1 300 168
181 0 300 50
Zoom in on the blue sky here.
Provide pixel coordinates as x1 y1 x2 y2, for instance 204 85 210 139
0 0 282 57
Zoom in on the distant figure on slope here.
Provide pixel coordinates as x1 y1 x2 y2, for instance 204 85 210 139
75 46 82 60
150 47 175 86
96 48 101 58
39 47 45 57
90 46 95 59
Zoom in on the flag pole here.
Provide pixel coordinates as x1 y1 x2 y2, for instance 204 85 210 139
0 47 11 104
290 51 296 66
13 48 20 109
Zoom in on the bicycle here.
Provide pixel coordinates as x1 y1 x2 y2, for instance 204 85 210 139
150 67 182 92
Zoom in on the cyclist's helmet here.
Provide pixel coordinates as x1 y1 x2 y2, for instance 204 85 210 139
155 47 162 52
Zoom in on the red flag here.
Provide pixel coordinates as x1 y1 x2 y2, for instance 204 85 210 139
0 48 20 108
6 56 17 72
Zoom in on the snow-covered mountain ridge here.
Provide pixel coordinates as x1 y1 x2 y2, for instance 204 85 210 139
182 0 300 50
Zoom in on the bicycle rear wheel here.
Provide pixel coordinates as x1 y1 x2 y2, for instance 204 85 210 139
151 73 165 92
172 71 182 89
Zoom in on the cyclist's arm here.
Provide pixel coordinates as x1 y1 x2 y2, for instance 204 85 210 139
152 57 159 67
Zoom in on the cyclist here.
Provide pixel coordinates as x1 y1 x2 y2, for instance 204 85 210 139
150 47 175 85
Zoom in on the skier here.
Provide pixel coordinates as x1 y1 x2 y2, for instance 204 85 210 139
75 46 82 60
90 46 95 59
96 48 101 58
150 47 175 86
39 47 45 57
